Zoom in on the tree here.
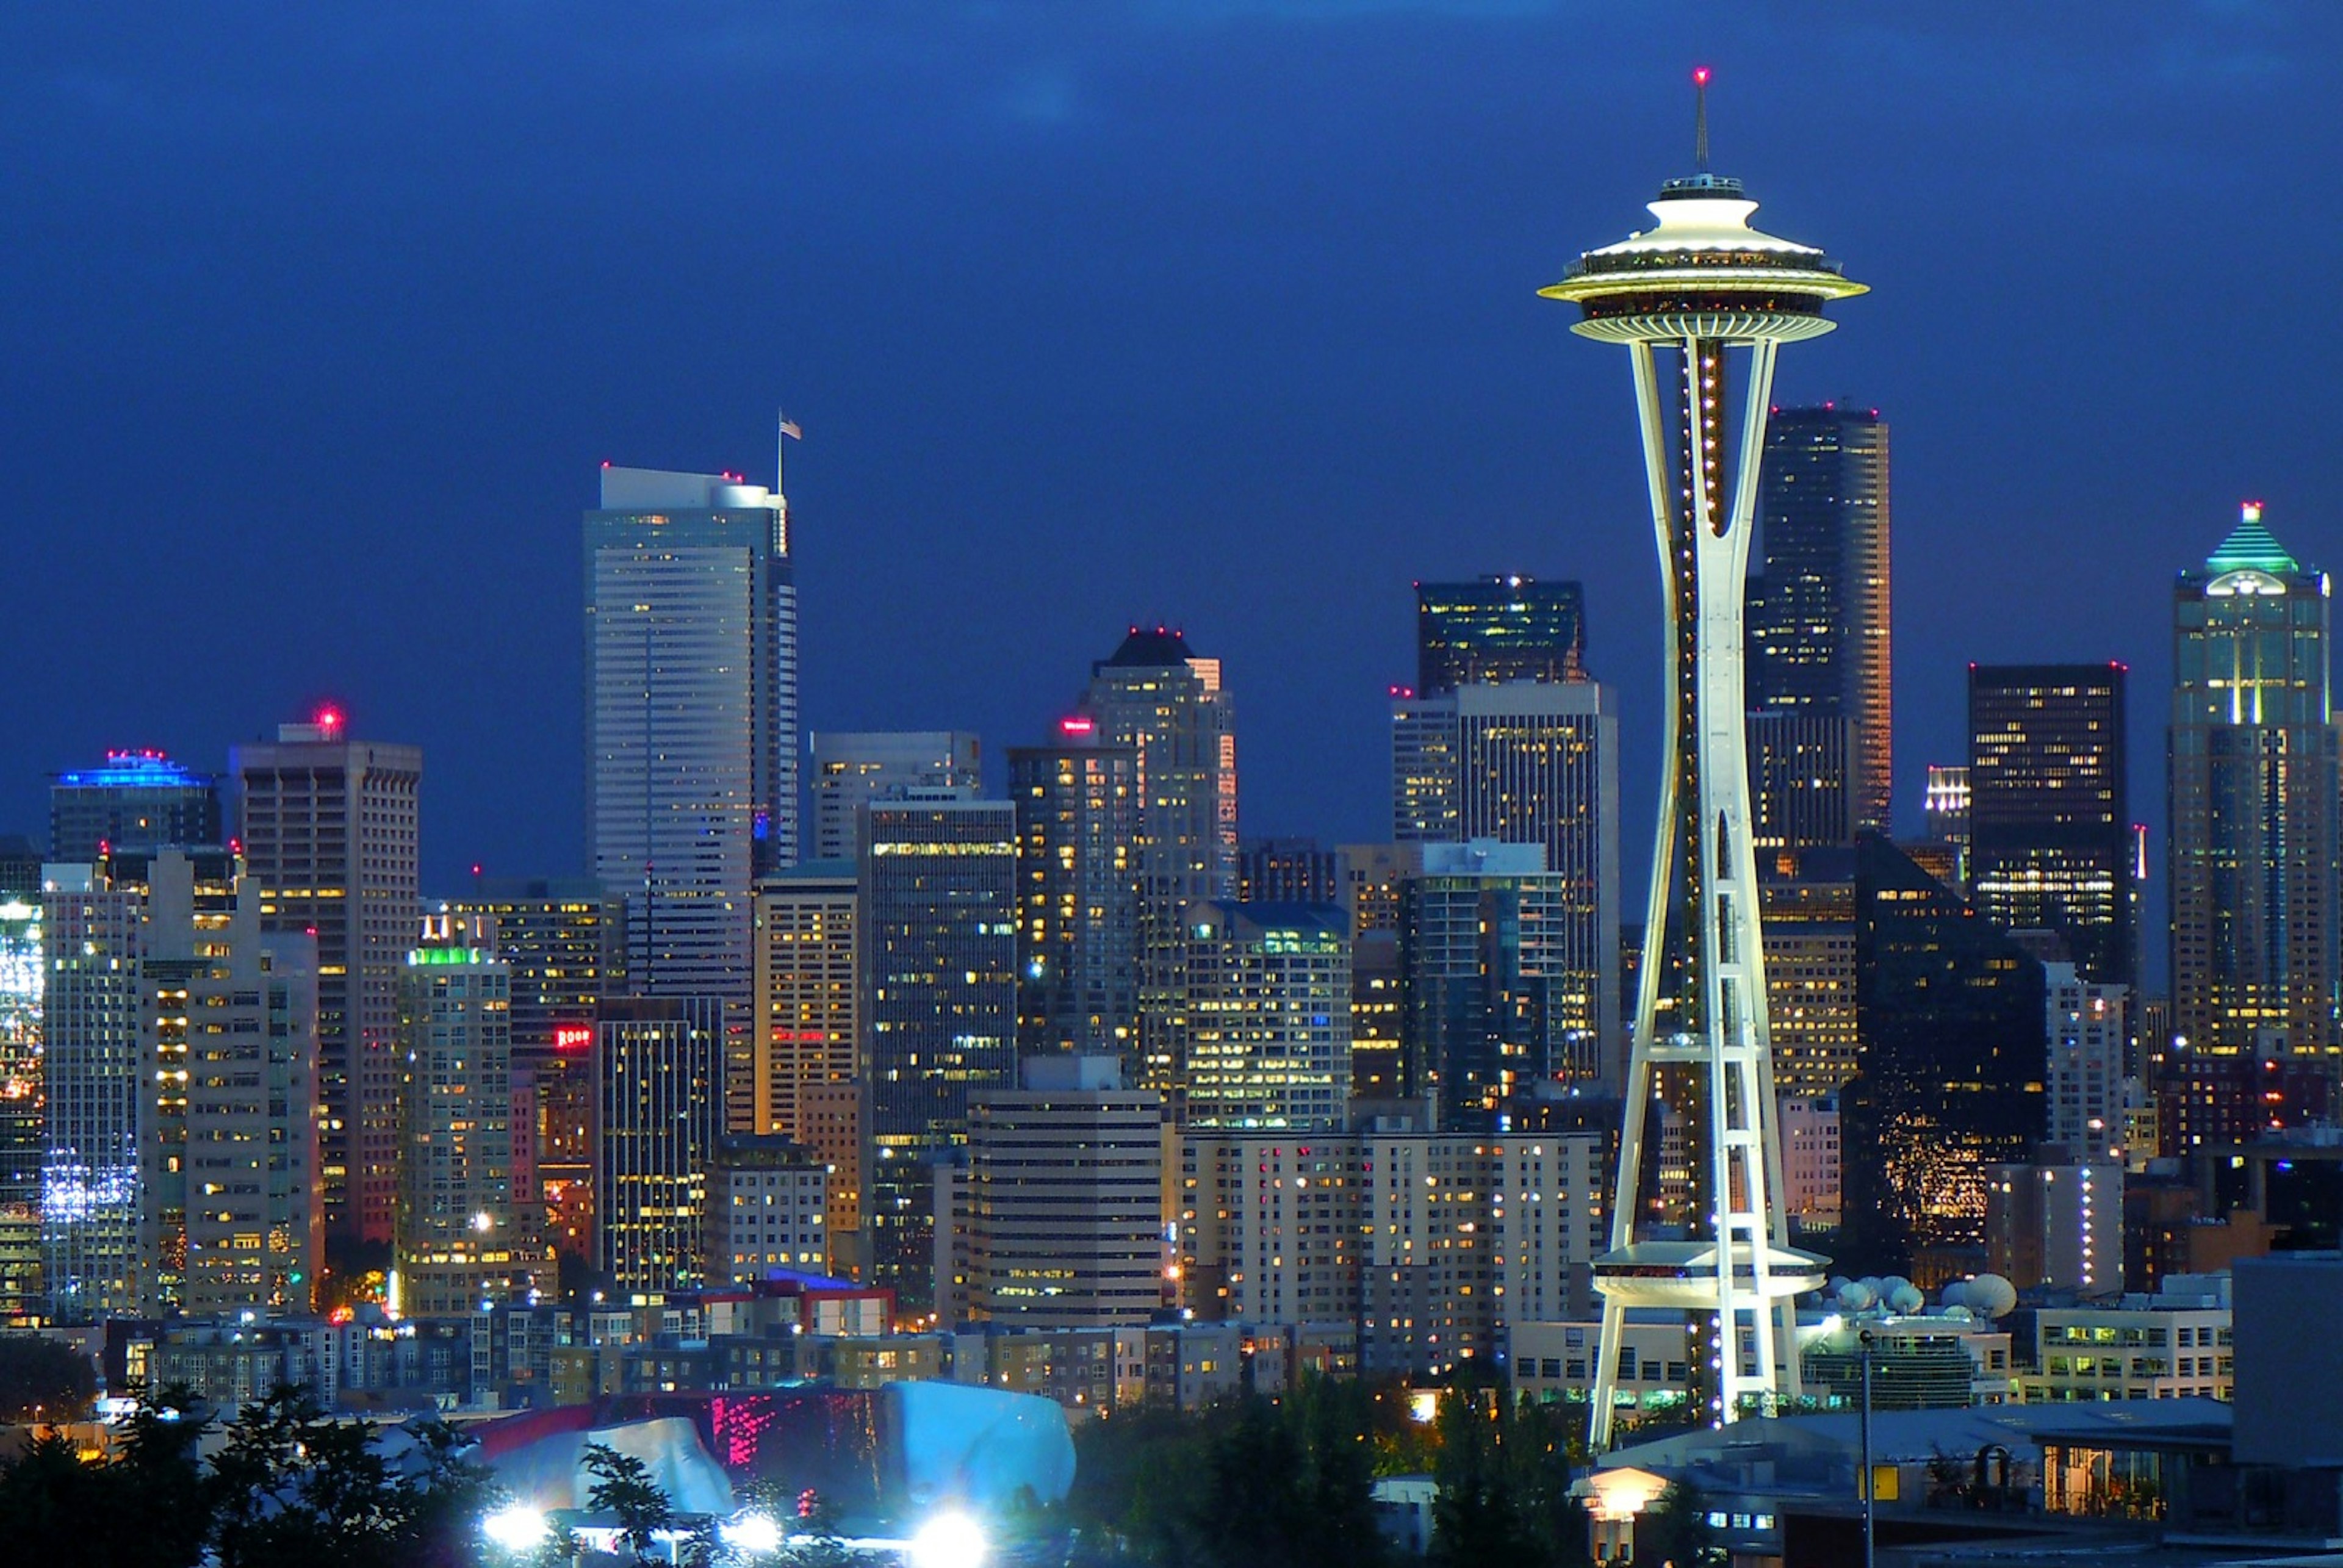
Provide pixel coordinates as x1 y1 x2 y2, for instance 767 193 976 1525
1637 1480 1718 1568
583 1442 675 1566
1428 1388 1528 1568
0 1336 96 1422
0 1381 212 1568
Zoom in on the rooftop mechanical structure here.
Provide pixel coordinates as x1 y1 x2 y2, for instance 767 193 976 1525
1539 72 1866 1450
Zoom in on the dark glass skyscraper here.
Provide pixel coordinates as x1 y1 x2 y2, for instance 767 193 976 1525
1009 727 1139 1060
1415 575 1587 692
859 799 1017 1309
1967 663 2135 990
2167 506 2342 1151
1747 405 1891 833
1841 834 2047 1274
50 752 221 862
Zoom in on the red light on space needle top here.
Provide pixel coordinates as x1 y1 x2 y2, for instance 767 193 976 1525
1693 66 1710 86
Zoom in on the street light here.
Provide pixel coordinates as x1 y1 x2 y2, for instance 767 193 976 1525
1858 1328 1876 1568
908 1511 987 1568
720 1512 783 1558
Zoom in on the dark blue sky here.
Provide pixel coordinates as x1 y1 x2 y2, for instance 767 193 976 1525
5 4 2338 966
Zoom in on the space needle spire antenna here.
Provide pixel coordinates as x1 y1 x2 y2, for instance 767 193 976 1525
1540 77 1868 1453
1693 65 1711 172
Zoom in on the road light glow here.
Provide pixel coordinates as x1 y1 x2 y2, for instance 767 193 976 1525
483 1505 552 1553
721 1512 784 1555
908 1511 987 1568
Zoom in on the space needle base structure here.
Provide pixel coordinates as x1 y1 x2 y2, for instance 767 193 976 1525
1539 73 1866 1451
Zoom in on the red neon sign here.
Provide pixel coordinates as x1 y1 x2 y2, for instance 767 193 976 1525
552 1024 593 1054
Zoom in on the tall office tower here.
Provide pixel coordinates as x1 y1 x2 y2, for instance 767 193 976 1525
2044 960 2128 1163
0 892 38 1321
1237 836 1342 905
1416 575 1589 691
1968 664 2134 988
1009 730 1139 1059
394 916 542 1317
49 752 222 862
1755 845 1860 1099
1540 76 1865 1445
1389 682 1623 1077
809 732 983 863
596 996 724 1295
1181 902 1351 1130
2167 505 2343 1151
232 712 421 1253
1746 404 1892 832
859 799 1017 1311
965 1056 1165 1326
1402 841 1610 1120
44 849 322 1320
1076 628 1239 1088
444 876 620 1261
585 463 796 1007
1924 765 1970 847
1743 710 1858 850
751 860 859 1137
1841 836 2048 1275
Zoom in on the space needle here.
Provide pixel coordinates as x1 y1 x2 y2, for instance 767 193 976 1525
1540 71 1866 1450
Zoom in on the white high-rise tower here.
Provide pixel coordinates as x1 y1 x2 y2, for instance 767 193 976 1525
1540 73 1867 1448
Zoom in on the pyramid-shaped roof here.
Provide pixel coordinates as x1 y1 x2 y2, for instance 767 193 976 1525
2207 505 2299 574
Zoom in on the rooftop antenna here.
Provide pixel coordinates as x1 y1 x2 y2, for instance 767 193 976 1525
1693 66 1712 173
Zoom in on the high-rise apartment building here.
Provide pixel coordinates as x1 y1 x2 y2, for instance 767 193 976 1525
1077 628 1238 1088
2167 506 2342 1151
1400 841 1611 1118
1009 729 1139 1059
1237 836 1342 905
49 752 222 863
1968 664 2134 990
232 713 421 1251
808 732 982 863
394 916 543 1317
1748 403 1892 831
966 1056 1164 1326
1757 845 1861 1099
585 464 797 1007
1744 710 1859 851
859 799 1017 1309
1181 902 1350 1131
595 996 724 1296
43 849 321 1320
708 1135 830 1286
2044 960 2128 1163
1415 575 1588 691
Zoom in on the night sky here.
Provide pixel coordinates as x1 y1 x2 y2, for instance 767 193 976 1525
5 5 2339 979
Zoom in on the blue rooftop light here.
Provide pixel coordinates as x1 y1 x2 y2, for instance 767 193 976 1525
55 751 211 789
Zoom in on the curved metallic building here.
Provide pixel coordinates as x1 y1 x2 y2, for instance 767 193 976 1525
1541 77 1865 1448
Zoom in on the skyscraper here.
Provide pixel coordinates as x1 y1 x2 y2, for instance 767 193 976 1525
1008 727 1139 1059
858 799 1017 1310
49 751 221 862
1968 664 2135 989
43 849 321 1320
1181 902 1351 1131
1415 575 1588 691
395 915 541 1317
1743 710 1858 851
0 891 39 1322
808 732 982 863
2167 505 2342 1150
1077 628 1238 1088
231 713 420 1253
1747 404 1892 831
596 996 724 1296
585 463 797 1006
1389 682 1622 1082
1539 74 1865 1444
1400 840 1613 1117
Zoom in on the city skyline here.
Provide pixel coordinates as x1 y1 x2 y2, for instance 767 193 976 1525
1 9 2336 941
